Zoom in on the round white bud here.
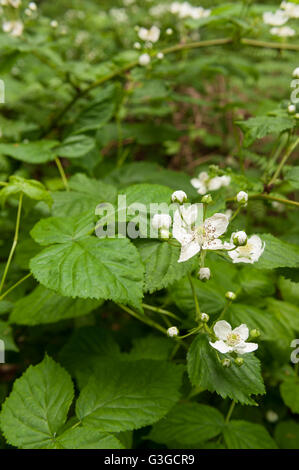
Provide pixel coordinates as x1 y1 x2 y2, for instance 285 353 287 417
171 190 187 204
198 267 211 281
266 410 279 423
29 2 37 10
232 231 248 247
139 53 151 66
200 313 209 322
236 191 248 205
288 104 296 114
157 52 164 60
166 28 173 35
292 67 299 78
167 326 179 337
225 291 237 301
50 20 58 28
134 42 141 49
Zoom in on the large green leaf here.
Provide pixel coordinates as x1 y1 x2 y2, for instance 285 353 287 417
280 377 299 414
0 356 74 449
10 285 101 325
0 141 58 164
56 426 124 449
137 240 195 293
0 320 18 351
187 334 265 405
236 116 294 147
148 403 225 447
223 420 277 449
54 135 95 158
76 359 183 432
30 216 144 309
257 234 299 270
0 175 52 207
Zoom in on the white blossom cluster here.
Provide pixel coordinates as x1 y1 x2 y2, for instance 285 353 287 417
191 171 231 195
263 2 299 37
170 2 211 20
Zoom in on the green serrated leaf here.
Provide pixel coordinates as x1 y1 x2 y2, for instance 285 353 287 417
223 420 277 449
280 377 299 414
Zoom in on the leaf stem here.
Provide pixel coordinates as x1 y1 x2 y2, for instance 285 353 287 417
117 303 168 335
268 135 299 188
142 303 181 322
0 272 32 301
0 193 23 295
225 400 236 424
55 157 69 191
188 273 201 320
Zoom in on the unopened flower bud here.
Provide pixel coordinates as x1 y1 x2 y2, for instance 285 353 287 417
295 113 299 120
198 267 211 282
167 326 179 337
235 357 244 367
201 194 213 204
200 313 209 322
134 41 141 49
139 53 151 66
288 104 296 114
29 2 37 10
236 191 248 205
222 358 231 368
250 329 261 339
157 52 164 60
266 410 279 423
171 190 187 204
166 28 173 35
225 291 237 301
160 229 171 240
233 231 248 247
292 67 299 78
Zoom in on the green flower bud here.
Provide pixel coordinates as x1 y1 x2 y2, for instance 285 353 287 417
250 329 261 339
222 358 231 368
235 357 244 367
201 194 213 204
225 291 237 301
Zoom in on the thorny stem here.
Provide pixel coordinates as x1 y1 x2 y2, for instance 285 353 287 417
0 193 23 295
0 272 32 301
268 135 299 188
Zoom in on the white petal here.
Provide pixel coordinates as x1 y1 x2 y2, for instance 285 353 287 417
208 177 223 191
203 239 224 250
204 213 229 238
214 320 232 340
172 209 192 244
235 342 258 354
180 205 198 226
209 340 232 354
233 324 249 341
178 240 200 262
190 178 201 189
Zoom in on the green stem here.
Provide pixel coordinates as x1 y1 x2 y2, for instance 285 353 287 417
225 401 236 424
55 157 69 191
227 193 299 209
188 273 201 320
229 205 242 222
0 272 32 301
241 38 299 51
142 303 181 322
0 193 23 295
117 303 167 334
268 135 299 187
0 182 8 187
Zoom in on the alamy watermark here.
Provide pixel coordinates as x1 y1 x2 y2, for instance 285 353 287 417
0 340 5 364
95 197 203 239
0 79 5 104
291 339 299 364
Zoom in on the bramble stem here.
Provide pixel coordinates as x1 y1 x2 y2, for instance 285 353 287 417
142 303 181 321
188 273 201 320
268 135 299 188
0 273 32 301
55 157 69 191
118 303 168 334
225 401 236 424
0 193 23 295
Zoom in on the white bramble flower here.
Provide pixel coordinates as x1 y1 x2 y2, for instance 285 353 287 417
292 67 299 78
152 213 172 230
170 2 210 20
110 8 128 23
228 234 265 264
199 267 211 281
263 10 289 26
2 19 23 36
270 26 295 37
138 26 160 43
236 191 248 204
281 1 299 18
232 231 247 246
29 1 37 10
173 205 229 262
191 172 231 195
171 190 187 204
167 326 179 337
139 53 151 66
209 320 258 355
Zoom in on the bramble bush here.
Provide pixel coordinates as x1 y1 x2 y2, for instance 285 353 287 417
0 0 299 450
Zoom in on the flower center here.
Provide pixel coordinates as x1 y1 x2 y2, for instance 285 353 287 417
226 333 241 346
237 242 253 258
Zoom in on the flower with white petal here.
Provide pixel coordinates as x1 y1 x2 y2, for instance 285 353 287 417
281 1 299 18
152 213 172 230
209 320 258 355
236 190 248 204
138 26 160 43
191 172 231 195
2 20 23 36
139 53 151 66
228 234 265 264
173 205 229 262
270 26 295 37
171 190 187 204
167 326 179 337
263 10 289 26
198 267 211 281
